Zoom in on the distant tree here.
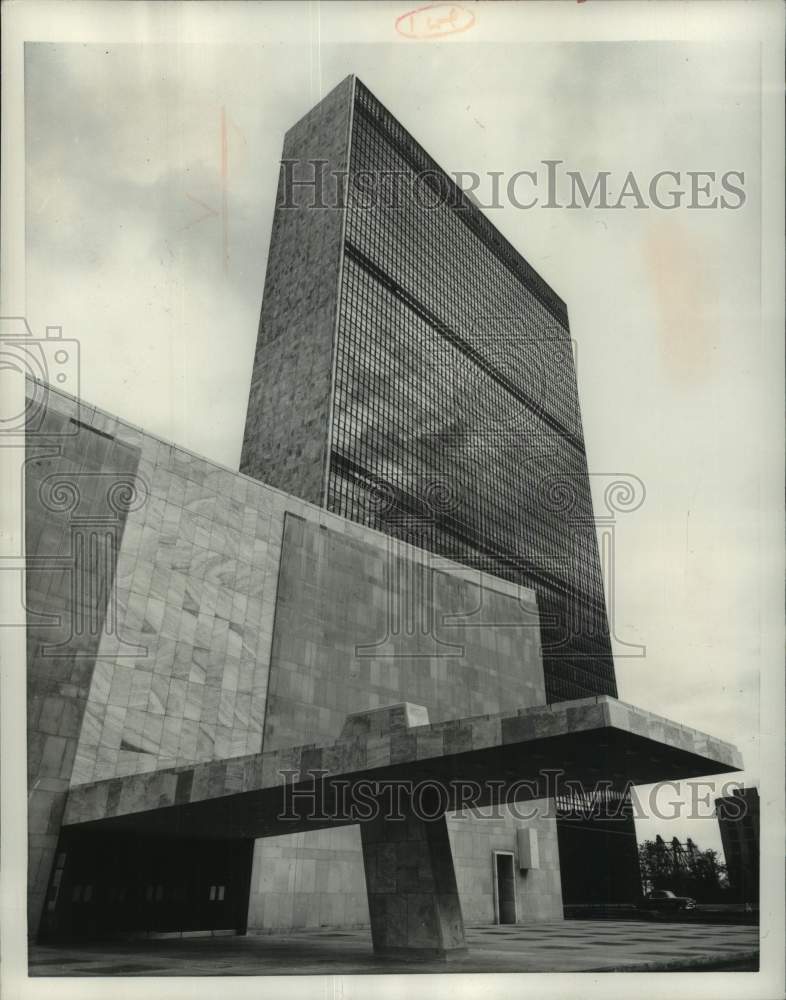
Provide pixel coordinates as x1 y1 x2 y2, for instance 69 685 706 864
638 835 729 901
686 845 728 896
638 836 672 894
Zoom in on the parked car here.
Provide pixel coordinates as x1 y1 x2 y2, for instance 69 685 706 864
637 889 696 913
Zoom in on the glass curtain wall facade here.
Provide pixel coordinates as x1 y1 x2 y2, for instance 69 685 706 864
328 80 616 705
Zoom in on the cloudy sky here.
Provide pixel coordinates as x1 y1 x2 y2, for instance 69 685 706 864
21 7 775 856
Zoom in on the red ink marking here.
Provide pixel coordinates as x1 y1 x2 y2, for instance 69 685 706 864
183 109 241 270
182 194 218 232
396 3 476 40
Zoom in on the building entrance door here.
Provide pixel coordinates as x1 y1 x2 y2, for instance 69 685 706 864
493 851 517 924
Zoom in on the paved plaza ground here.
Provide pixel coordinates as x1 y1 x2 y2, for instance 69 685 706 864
29 919 759 976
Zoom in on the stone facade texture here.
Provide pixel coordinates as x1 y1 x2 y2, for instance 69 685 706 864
251 510 554 931
264 512 544 750
447 809 562 923
27 382 564 935
246 827 369 932
25 385 140 930
362 812 466 957
239 75 354 504
67 420 283 785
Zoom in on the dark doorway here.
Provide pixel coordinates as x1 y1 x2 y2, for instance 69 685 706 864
494 851 517 924
39 830 255 942
556 801 641 907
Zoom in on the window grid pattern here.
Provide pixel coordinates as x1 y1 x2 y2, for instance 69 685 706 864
328 82 616 703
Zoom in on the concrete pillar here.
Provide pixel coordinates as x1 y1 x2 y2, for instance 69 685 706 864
360 810 467 960
345 702 467 959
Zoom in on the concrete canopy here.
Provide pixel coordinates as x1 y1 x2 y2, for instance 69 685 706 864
62 695 741 840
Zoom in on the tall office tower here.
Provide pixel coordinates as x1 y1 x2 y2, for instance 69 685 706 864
242 76 614 704
241 76 639 904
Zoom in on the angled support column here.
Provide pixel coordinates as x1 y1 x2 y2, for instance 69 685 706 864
360 810 467 960
345 702 467 960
